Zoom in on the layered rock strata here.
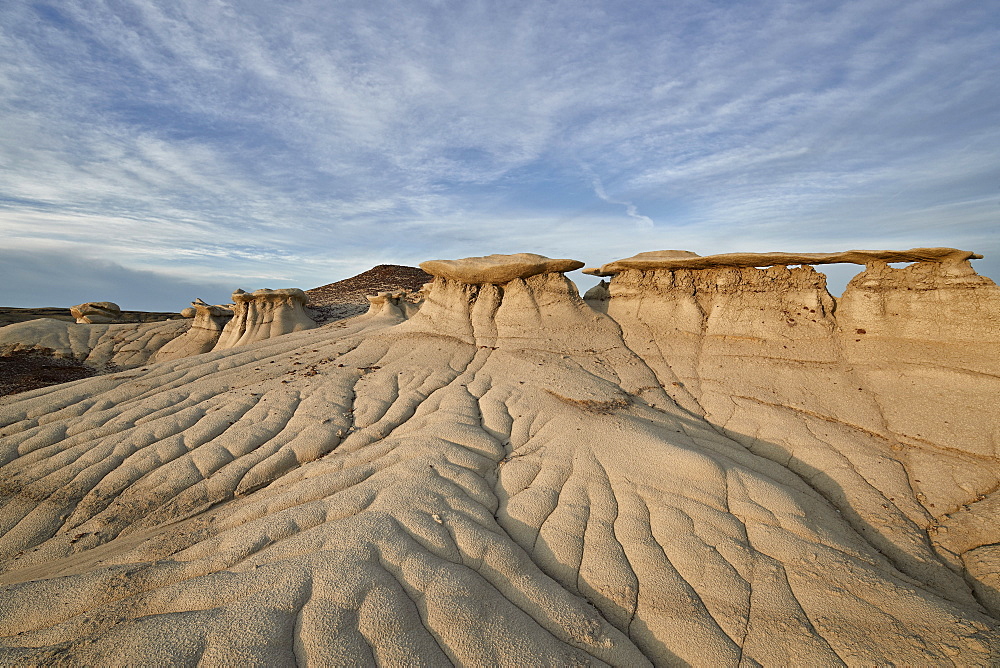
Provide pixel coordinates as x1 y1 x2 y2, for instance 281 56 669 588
0 252 997 665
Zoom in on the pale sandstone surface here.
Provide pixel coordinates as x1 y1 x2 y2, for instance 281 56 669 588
0 317 190 370
585 247 983 275
69 301 123 325
421 253 584 284
0 252 997 665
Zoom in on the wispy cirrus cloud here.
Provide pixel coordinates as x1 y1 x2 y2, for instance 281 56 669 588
1 0 998 308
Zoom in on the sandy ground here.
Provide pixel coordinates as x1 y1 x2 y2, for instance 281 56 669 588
0 351 97 397
0 253 998 665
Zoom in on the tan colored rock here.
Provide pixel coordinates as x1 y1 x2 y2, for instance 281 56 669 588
212 288 316 350
600 252 1000 619
420 252 584 284
585 246 983 275
0 250 998 665
69 301 123 324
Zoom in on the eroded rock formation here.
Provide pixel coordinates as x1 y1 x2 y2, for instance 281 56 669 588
213 288 316 351
0 251 997 665
69 301 123 324
364 291 422 320
152 299 234 362
0 317 190 370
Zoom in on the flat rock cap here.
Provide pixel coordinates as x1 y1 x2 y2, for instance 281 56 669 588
584 247 983 276
420 253 585 284
231 288 308 303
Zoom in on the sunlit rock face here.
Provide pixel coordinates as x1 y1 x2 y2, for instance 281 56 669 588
600 249 1000 623
0 251 998 665
212 288 316 350
69 301 123 324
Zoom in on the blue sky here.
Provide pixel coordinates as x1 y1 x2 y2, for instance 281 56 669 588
1 0 998 310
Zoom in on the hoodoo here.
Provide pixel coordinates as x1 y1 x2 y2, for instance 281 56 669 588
152 299 234 362
212 287 316 350
0 251 998 665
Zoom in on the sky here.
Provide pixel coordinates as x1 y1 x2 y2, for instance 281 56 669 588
1 0 998 311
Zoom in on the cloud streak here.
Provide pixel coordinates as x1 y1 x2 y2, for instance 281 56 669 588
584 166 654 230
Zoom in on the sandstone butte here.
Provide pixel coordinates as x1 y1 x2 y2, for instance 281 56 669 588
0 248 998 666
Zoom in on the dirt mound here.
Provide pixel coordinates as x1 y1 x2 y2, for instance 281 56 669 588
306 264 431 306
0 350 97 396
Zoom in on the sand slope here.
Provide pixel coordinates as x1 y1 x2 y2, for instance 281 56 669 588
0 253 998 665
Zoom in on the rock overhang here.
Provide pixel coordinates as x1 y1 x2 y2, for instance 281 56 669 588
420 253 585 284
231 287 308 303
584 247 984 276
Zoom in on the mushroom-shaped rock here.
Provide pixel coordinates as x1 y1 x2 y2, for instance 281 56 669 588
365 291 406 317
212 288 316 350
361 290 425 320
585 247 983 276
420 253 584 285
70 301 123 324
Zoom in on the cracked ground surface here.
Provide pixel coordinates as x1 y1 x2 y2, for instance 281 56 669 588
1 264 998 666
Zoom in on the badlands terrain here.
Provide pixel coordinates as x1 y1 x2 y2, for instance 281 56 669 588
0 249 998 665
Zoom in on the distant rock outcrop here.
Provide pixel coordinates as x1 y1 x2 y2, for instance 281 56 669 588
69 301 123 324
582 279 610 312
0 307 179 327
364 291 422 319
